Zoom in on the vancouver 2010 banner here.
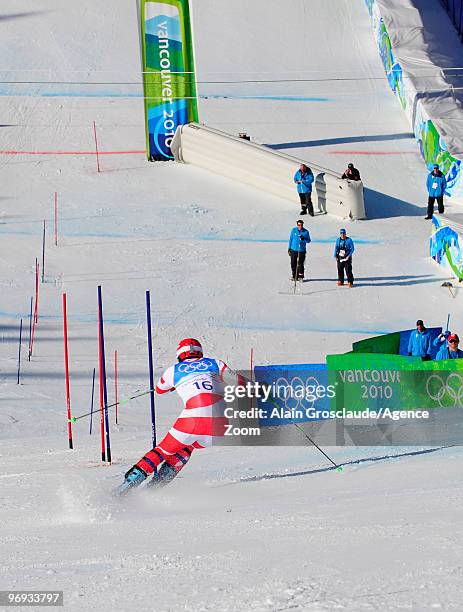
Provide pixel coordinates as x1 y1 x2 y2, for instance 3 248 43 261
138 0 199 160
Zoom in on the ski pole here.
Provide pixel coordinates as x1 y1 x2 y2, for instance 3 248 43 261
445 313 450 334
292 422 343 471
70 387 154 422
266 395 342 471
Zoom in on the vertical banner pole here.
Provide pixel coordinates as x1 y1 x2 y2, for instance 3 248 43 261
54 192 58 246
249 347 254 410
139 0 199 161
17 319 23 385
93 121 101 173
28 296 33 361
62 293 74 449
98 311 106 461
114 350 118 425
90 367 96 435
34 258 39 323
41 220 46 283
98 286 111 463
146 290 156 447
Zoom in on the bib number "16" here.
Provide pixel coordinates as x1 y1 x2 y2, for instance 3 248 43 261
193 381 214 391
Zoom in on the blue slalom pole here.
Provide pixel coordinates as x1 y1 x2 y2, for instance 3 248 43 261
98 286 111 463
17 319 23 384
146 290 157 447
445 313 450 334
89 367 96 435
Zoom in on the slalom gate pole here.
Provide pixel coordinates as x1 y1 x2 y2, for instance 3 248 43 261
93 121 101 173
98 309 106 461
292 423 342 471
89 367 95 435
62 293 74 449
114 350 118 425
29 261 39 357
146 290 157 447
98 286 111 463
445 313 450 334
54 192 58 246
17 318 23 385
28 296 33 361
41 220 45 283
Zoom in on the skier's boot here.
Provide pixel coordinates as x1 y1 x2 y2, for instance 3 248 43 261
147 462 178 489
113 465 147 497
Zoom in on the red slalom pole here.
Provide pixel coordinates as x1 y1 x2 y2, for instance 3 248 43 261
93 121 101 173
98 307 106 462
62 293 74 449
54 192 58 246
114 350 118 425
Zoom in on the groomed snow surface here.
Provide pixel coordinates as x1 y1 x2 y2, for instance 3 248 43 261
1 1 463 610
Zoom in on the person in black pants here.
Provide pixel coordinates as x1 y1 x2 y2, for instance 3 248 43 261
293 164 315 216
288 220 311 281
425 164 447 219
333 228 355 287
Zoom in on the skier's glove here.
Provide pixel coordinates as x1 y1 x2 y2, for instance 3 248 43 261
288 249 291 256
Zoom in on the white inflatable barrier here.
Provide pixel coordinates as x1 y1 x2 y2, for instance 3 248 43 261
171 123 366 220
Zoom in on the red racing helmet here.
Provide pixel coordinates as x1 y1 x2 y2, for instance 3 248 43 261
176 338 203 361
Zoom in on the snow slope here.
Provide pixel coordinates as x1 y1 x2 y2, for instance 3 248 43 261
1 1 463 610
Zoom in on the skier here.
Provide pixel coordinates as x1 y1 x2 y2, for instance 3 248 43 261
407 320 432 360
294 164 315 216
333 228 354 287
115 338 242 495
288 219 311 281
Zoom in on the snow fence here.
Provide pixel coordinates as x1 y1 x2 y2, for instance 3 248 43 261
430 212 463 279
365 0 463 202
171 123 366 220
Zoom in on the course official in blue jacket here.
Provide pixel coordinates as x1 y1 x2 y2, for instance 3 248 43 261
425 164 447 219
407 320 432 359
294 164 315 216
288 219 311 281
435 334 463 360
334 229 355 287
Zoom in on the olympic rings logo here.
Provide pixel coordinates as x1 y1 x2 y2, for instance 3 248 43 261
426 373 463 407
177 359 213 374
273 375 322 411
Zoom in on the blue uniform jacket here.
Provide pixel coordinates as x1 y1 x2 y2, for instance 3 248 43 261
407 330 432 357
427 172 447 197
288 227 311 253
294 169 314 194
435 346 463 360
333 237 355 258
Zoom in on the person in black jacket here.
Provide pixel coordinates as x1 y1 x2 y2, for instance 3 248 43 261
341 163 361 181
